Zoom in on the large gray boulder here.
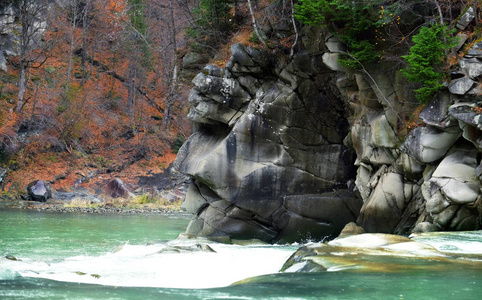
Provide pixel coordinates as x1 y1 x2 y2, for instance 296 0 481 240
182 52 206 68
419 95 453 128
421 145 480 231
429 147 479 204
448 103 482 151
448 77 476 95
175 44 359 243
401 126 460 163
322 52 346 72
26 180 52 202
357 172 418 233
467 41 482 58
104 178 134 198
457 6 475 30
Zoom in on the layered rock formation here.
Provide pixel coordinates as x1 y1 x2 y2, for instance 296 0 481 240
354 40 482 234
175 42 360 243
175 29 482 242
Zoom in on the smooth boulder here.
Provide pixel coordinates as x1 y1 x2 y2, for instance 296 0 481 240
26 180 52 202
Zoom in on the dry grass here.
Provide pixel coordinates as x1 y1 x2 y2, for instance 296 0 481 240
63 198 101 208
63 193 183 211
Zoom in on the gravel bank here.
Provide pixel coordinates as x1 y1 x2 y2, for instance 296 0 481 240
1 201 188 215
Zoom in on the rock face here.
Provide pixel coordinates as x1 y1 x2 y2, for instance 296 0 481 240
175 43 360 243
0 1 58 71
176 30 482 242
326 37 482 235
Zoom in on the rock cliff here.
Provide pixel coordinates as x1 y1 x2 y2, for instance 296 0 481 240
0 0 59 71
175 27 482 243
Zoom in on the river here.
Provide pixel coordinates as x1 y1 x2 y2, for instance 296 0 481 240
1 209 481 299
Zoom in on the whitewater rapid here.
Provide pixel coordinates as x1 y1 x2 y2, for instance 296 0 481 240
4 230 482 290
2 237 297 289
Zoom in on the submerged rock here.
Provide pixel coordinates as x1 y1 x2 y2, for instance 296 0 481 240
5 255 20 261
337 222 366 238
156 244 216 254
412 222 440 233
281 233 482 274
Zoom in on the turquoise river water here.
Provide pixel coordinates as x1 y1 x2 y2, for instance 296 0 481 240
1 209 482 299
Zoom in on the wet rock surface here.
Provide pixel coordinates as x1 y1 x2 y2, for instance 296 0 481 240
176 27 482 242
175 44 359 243
343 39 482 234
281 225 482 274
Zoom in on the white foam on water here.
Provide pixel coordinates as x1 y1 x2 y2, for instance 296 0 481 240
410 231 482 255
4 239 296 289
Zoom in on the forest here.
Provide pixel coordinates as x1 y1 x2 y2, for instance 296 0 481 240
0 0 480 201
0 0 197 198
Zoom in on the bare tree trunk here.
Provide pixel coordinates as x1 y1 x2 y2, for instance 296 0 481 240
289 0 298 58
169 0 177 51
475 0 479 26
234 0 239 21
163 62 178 128
66 0 78 89
247 0 269 48
81 1 91 87
16 63 27 112
434 0 444 25
212 0 220 43
110 53 116 92
14 0 49 112
16 2 30 112
30 82 40 119
163 0 179 128
127 56 138 121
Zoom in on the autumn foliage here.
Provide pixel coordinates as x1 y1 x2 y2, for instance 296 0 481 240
0 0 191 195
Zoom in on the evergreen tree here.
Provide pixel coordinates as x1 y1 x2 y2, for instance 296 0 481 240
401 24 457 103
295 0 383 68
187 0 233 49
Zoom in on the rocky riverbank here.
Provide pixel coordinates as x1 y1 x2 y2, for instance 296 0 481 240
0 200 186 215
0 164 190 215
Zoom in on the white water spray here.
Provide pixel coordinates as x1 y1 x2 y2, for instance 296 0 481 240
3 238 297 289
